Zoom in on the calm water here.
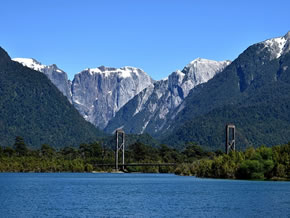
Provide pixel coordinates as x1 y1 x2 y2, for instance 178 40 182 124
0 173 289 217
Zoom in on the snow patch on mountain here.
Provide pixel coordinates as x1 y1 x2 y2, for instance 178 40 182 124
12 58 72 103
13 58 46 71
80 66 143 78
261 31 290 59
105 58 231 135
72 66 153 128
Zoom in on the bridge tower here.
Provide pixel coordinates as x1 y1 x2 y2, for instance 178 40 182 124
225 124 235 154
115 129 125 171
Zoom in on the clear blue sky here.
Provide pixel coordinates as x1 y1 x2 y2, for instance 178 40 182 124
1 0 290 80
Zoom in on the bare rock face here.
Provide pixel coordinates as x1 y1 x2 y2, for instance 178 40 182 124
13 56 231 136
12 58 72 103
12 59 153 129
71 66 154 129
105 58 231 136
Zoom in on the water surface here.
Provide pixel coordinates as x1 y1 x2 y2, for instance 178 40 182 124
0 173 289 217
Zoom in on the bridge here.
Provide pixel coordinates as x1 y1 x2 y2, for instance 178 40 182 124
94 163 176 167
101 125 236 170
97 129 176 171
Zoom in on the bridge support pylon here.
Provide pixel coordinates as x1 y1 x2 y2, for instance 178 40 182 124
115 129 125 171
225 124 235 154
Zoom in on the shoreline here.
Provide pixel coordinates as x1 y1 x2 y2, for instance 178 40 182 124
0 171 288 182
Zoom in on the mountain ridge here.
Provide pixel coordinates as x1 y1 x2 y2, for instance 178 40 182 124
0 47 105 148
161 31 290 149
105 58 231 135
13 58 154 129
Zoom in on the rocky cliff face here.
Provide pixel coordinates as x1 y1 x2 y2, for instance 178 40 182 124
12 58 72 103
12 58 153 129
105 58 231 135
71 66 154 128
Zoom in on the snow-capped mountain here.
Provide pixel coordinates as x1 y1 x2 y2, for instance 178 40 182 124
12 58 72 102
12 58 153 129
105 58 231 135
260 31 290 60
71 66 154 128
161 31 290 148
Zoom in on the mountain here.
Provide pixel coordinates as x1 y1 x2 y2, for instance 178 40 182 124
105 58 231 135
162 31 290 149
13 58 72 103
13 59 154 129
0 47 105 148
71 66 153 128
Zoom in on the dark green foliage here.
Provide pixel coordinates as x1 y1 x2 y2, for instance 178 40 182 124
158 144 183 163
175 144 290 180
102 133 160 149
0 138 210 173
0 47 105 148
126 142 160 164
13 136 28 156
40 144 55 157
1 135 289 181
182 142 213 162
163 45 290 149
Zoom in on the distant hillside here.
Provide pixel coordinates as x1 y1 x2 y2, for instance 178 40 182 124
0 47 105 148
162 32 290 150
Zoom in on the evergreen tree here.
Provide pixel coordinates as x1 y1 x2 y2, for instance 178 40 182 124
13 136 28 156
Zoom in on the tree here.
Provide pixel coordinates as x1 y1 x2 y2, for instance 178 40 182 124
159 144 182 163
182 143 207 161
13 136 28 156
40 144 55 157
236 160 264 180
130 142 148 161
3 147 14 157
89 142 103 158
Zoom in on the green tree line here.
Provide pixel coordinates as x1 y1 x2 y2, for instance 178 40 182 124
0 137 211 173
1 137 289 180
175 143 290 180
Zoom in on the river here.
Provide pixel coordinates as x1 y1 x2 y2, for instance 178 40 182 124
0 173 289 217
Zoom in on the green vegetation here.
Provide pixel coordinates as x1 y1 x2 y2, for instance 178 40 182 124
0 137 212 173
162 48 290 149
0 47 105 148
175 143 290 181
1 137 289 181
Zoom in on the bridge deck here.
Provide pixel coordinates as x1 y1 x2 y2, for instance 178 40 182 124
95 163 176 167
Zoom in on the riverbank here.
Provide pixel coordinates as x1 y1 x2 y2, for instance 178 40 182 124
1 140 289 180
174 144 290 181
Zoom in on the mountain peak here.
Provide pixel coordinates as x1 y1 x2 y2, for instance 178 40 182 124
261 31 290 59
0 47 11 63
12 57 72 102
13 58 65 74
83 65 147 79
186 58 231 69
182 58 231 83
13 58 48 72
284 31 290 39
73 65 153 128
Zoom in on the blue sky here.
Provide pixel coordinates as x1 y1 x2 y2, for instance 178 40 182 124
1 0 290 80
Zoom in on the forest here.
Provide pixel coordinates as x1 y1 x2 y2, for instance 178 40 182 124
0 136 289 180
175 143 290 180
